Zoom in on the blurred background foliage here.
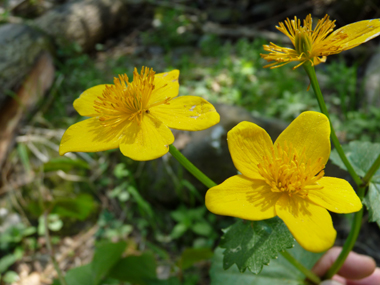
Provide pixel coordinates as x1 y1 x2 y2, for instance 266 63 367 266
1 0 380 284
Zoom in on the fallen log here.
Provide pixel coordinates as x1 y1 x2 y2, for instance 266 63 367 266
0 0 145 169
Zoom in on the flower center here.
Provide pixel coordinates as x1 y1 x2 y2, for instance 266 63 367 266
257 142 324 197
294 30 313 57
94 67 168 127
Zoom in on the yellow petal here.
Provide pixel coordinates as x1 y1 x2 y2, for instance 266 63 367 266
276 194 336 253
119 114 174 161
328 19 380 52
73 85 108 117
150 70 180 105
205 175 278 220
227 121 273 179
274 111 330 166
151 96 220 131
59 117 125 155
308 177 362 213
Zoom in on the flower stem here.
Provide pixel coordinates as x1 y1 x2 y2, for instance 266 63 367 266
169 144 217 189
280 250 321 284
363 154 380 187
303 63 365 280
302 63 362 188
324 203 364 279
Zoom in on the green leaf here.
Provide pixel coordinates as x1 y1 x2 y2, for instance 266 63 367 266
170 223 188 239
92 241 127 285
17 143 31 175
220 218 294 274
108 252 157 285
363 182 380 227
65 264 93 285
191 221 213 236
43 157 89 172
113 163 130 178
127 186 154 219
330 141 380 181
38 214 63 235
210 242 322 285
3 271 19 283
51 194 96 221
0 248 23 273
179 248 214 270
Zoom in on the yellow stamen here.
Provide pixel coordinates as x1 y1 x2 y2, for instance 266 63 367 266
257 142 324 198
93 67 171 126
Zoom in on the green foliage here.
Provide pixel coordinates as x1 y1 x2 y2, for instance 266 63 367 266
0 248 23 274
170 205 215 239
338 107 380 142
219 218 294 274
38 214 63 234
323 59 358 116
210 242 323 285
43 157 90 172
92 241 127 284
61 241 167 285
108 252 157 284
178 248 214 270
51 194 96 221
330 141 380 180
96 210 133 240
363 182 380 228
141 8 198 51
0 224 36 251
330 141 380 227
1 271 19 283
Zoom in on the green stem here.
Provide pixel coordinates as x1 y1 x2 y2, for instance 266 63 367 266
303 63 362 188
363 154 380 187
280 251 321 284
44 211 67 285
324 202 364 279
303 63 365 280
169 144 217 189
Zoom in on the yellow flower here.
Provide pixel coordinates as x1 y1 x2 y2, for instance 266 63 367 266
261 14 380 69
59 67 220 161
205 111 361 252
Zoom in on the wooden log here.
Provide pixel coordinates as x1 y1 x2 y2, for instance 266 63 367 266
33 0 136 52
0 0 145 168
0 52 55 167
0 0 143 99
0 23 51 105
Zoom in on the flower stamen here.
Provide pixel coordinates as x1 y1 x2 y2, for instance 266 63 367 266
257 142 324 197
93 67 172 127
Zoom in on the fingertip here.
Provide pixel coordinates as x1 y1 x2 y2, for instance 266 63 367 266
339 251 376 279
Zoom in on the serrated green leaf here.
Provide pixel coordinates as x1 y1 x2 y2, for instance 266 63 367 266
108 252 157 285
330 141 380 181
363 182 380 228
210 242 322 285
220 218 294 274
92 241 127 285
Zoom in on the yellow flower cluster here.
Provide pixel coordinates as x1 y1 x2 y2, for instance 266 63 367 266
60 13 371 252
